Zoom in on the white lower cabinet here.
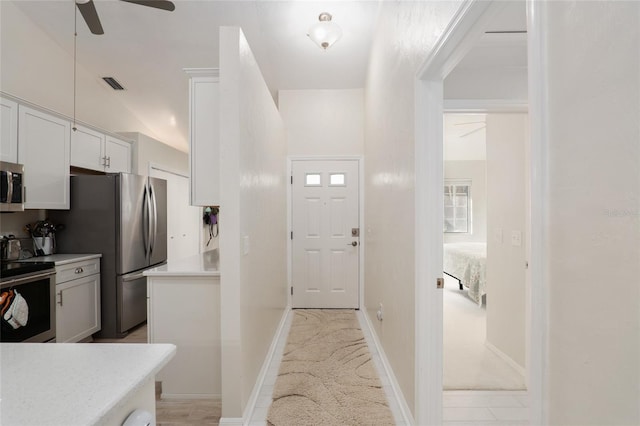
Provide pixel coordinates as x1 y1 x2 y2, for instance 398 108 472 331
147 275 220 398
56 258 101 343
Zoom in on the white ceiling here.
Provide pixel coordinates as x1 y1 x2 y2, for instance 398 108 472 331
11 0 381 151
10 0 525 153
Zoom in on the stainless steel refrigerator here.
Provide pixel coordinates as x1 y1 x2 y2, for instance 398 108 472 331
50 173 167 338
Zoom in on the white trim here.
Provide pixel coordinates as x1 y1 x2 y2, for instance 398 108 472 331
444 99 529 113
160 393 221 400
218 418 243 426
183 67 220 78
525 0 549 424
485 341 527 378
286 156 364 310
414 0 550 425
241 307 291 425
358 310 414 426
147 161 188 179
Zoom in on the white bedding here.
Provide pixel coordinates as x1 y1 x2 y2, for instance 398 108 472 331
443 242 487 305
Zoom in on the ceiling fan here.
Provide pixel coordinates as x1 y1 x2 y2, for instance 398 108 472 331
75 0 175 35
453 121 486 138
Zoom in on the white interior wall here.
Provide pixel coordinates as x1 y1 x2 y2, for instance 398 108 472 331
0 2 168 147
445 67 528 102
444 160 487 244
119 132 188 176
485 113 528 368
219 26 287 419
542 2 640 424
278 89 364 156
364 1 464 415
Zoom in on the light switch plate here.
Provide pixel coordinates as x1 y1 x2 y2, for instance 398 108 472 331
495 228 503 244
511 230 522 247
243 235 250 255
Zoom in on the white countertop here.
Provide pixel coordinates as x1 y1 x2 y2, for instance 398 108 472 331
144 249 220 277
0 343 176 426
18 253 102 265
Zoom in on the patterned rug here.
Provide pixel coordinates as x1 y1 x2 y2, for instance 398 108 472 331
267 309 395 426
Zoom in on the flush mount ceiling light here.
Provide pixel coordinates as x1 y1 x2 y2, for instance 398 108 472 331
307 12 343 50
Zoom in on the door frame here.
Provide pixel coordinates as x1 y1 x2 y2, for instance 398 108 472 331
287 156 364 309
414 1 548 425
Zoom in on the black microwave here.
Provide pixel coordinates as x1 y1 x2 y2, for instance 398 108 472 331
0 161 24 212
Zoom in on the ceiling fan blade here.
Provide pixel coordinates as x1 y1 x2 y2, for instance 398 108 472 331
120 0 176 12
76 0 104 35
453 121 486 126
460 126 486 138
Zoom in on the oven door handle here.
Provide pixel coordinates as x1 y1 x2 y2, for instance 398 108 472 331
6 171 13 204
4 271 56 286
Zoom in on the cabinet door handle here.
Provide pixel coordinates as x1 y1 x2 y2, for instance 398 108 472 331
57 290 63 306
106 156 111 168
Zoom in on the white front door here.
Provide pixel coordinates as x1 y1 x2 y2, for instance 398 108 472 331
291 159 360 308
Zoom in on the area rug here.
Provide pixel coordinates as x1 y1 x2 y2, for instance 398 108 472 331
267 309 395 426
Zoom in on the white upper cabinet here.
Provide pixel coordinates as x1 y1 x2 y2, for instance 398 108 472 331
18 105 70 209
1 97 19 163
105 136 132 173
186 68 219 206
71 126 132 173
71 124 105 171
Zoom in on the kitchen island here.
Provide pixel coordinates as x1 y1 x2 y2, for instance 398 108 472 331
0 342 176 426
144 249 220 399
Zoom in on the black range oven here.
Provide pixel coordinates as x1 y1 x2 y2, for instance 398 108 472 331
1 262 56 342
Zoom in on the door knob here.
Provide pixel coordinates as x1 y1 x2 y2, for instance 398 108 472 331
348 241 358 247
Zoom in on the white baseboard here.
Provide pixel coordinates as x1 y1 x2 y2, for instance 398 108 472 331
241 306 291 424
485 340 526 378
218 418 243 426
358 309 415 425
160 393 220 400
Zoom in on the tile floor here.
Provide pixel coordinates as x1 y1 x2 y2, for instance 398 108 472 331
93 323 222 425
444 390 529 425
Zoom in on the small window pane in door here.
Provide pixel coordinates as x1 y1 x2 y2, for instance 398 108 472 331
329 173 346 186
305 173 321 186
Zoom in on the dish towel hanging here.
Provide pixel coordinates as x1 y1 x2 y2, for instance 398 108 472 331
2 290 29 329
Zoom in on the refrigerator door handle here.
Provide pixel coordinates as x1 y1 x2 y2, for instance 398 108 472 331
122 271 146 282
143 183 152 261
149 182 158 257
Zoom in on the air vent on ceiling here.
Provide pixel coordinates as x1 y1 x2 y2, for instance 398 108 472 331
102 77 125 90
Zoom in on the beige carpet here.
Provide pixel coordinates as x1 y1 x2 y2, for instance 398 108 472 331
444 275 526 390
267 309 395 426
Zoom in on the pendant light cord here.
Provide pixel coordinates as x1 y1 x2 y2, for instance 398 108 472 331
73 3 77 132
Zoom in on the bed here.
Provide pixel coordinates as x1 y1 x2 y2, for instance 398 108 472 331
443 242 487 305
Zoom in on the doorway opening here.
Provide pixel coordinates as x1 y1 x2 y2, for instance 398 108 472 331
414 0 546 424
442 112 529 394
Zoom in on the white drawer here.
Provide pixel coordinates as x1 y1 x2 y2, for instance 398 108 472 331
56 258 100 284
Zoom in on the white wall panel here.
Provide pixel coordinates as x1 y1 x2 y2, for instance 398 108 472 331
542 2 640 424
363 1 463 415
279 89 364 156
219 27 287 418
